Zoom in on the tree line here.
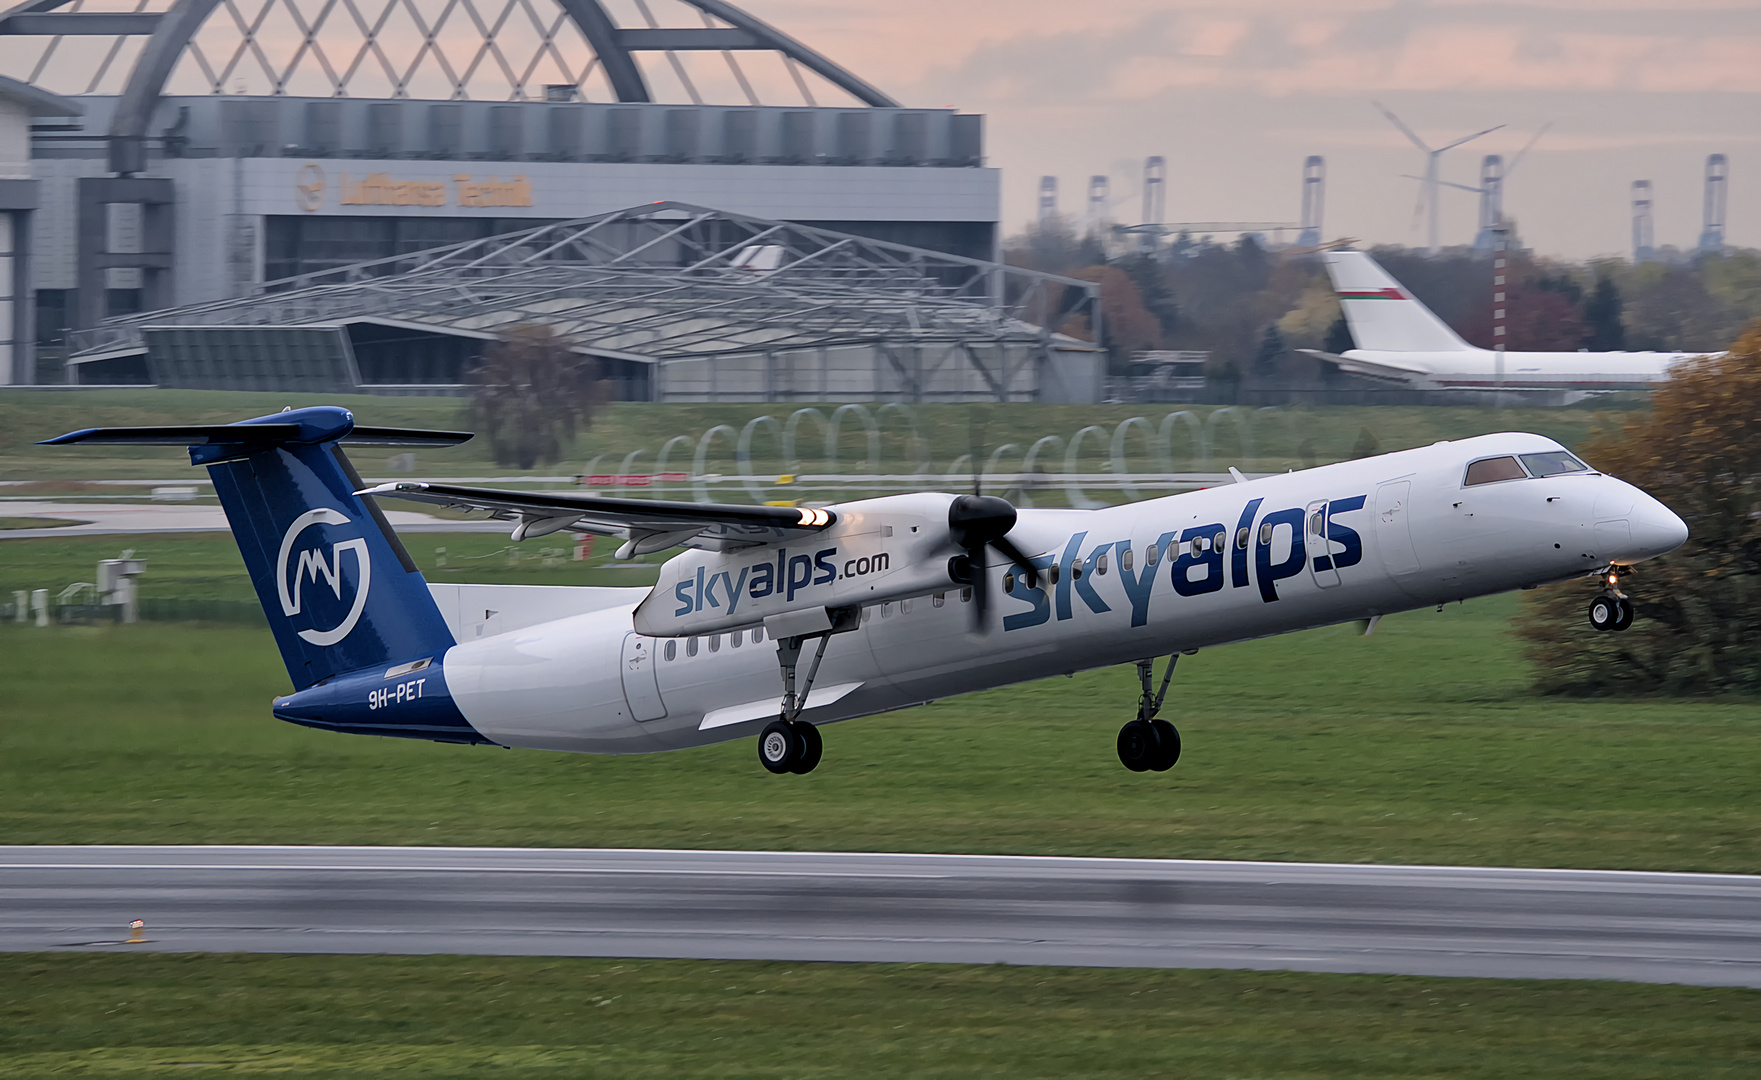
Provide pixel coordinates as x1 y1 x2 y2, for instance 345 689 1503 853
1005 218 1761 387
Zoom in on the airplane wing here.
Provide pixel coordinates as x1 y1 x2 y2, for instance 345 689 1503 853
358 481 835 557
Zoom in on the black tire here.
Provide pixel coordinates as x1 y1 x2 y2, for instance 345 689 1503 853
1587 595 1619 632
1116 720 1158 772
1612 597 1635 632
789 720 823 774
1149 719 1181 772
758 719 800 774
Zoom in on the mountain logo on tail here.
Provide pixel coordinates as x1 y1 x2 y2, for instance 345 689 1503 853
276 508 371 646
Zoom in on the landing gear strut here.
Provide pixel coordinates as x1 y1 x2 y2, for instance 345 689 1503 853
1117 656 1182 773
1587 568 1635 633
759 607 857 775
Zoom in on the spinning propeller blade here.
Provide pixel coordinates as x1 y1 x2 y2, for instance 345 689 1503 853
948 493 1038 632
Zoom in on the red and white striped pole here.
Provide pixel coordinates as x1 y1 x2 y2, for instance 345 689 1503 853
1492 225 1508 392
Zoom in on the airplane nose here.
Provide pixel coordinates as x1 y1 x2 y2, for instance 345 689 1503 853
1619 494 1689 563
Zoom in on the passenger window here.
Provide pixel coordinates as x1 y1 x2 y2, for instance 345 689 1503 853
1145 544 1160 568
752 628 764 644
1097 551 1109 576
1047 564 1060 584
1520 451 1591 477
1259 521 1273 545
1003 572 1016 594
708 635 721 653
664 640 677 661
1464 456 1527 486
881 601 892 618
1213 530 1226 553
932 592 945 608
901 598 913 614
686 637 699 657
730 631 742 648
1235 527 1250 550
1121 547 1134 572
1309 511 1324 535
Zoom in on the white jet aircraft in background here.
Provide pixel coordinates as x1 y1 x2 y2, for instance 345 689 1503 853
47 407 1687 775
1302 249 1713 392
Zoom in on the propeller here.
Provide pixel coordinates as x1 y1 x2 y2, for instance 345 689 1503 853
948 494 1039 631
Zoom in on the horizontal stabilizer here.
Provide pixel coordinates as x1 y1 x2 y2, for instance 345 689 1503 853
361 481 836 555
337 427 474 447
1298 348 1429 384
42 423 472 448
40 424 304 446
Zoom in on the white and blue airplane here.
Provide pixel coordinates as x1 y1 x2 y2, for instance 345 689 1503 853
46 406 1687 774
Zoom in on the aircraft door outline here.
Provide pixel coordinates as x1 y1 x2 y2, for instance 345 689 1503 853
1375 481 1423 579
620 633 668 722
1306 499 1341 588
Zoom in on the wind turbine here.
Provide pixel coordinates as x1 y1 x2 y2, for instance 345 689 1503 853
1374 102 1503 254
1420 124 1552 251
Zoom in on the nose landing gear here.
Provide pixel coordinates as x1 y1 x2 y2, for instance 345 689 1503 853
1588 568 1635 632
1117 656 1182 773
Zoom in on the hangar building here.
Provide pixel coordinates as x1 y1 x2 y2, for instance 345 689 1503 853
67 201 1106 403
1 0 1019 390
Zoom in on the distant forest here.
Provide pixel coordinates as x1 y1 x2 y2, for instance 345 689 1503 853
1004 219 1761 390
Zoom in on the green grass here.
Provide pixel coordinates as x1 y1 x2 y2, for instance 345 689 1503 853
1 954 1757 1078
2 388 1639 484
0 517 83 530
4 587 1758 870
0 532 659 610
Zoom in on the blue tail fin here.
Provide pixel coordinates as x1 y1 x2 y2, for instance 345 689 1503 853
208 431 457 690
46 406 461 690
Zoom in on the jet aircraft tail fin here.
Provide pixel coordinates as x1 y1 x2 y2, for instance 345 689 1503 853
44 406 462 691
1322 250 1477 354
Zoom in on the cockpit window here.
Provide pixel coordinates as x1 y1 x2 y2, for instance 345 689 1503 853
1520 451 1591 477
1464 456 1527 486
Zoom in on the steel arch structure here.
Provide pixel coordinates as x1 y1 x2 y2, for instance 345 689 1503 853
66 202 1102 402
0 0 897 172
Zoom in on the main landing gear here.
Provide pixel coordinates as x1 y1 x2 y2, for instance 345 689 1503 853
1117 656 1182 773
1587 567 1635 633
758 609 857 775
759 718 822 775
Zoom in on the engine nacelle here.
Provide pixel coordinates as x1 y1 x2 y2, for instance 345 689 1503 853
632 493 965 638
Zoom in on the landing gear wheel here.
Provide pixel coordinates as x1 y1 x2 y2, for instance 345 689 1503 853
758 720 802 775
788 720 822 774
1148 719 1181 772
1116 720 1161 772
1587 595 1620 632
1612 597 1635 632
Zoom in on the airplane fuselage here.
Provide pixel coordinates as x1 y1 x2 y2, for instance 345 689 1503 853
1336 345 1700 391
337 432 1683 754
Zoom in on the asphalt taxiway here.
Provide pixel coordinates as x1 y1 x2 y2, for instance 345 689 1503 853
3 847 1757 986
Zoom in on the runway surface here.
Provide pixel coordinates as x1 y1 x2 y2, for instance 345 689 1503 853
4 847 1758 986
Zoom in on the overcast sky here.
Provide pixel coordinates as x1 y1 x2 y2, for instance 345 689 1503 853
755 0 1760 259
